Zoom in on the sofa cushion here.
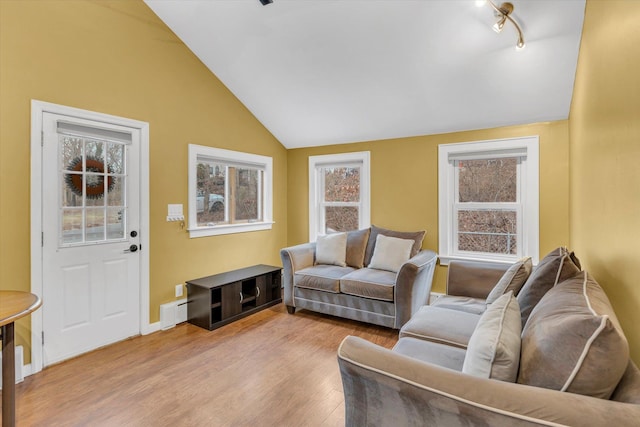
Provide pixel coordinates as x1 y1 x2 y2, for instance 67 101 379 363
340 268 396 302
364 225 425 266
430 295 487 315
393 337 466 371
368 234 414 273
518 271 629 399
399 305 480 349
345 228 371 268
294 265 355 293
485 257 532 304
462 292 521 382
517 247 581 327
315 232 347 267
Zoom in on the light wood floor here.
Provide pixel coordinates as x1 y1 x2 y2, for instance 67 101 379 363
4 304 398 426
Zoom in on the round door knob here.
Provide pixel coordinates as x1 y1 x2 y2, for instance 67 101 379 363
129 244 138 252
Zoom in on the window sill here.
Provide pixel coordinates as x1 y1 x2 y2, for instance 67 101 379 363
438 254 518 266
188 221 274 238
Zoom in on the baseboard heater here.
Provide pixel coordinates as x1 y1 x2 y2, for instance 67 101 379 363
160 298 188 330
0 345 24 388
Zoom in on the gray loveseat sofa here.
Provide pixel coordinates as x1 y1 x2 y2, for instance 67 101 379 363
280 225 438 329
338 248 640 425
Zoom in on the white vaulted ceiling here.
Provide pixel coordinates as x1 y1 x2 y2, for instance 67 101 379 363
144 0 586 149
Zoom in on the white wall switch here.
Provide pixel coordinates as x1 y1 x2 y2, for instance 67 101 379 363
167 204 184 222
175 283 184 297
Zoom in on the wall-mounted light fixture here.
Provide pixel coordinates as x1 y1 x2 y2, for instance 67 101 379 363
477 0 525 50
259 0 274 5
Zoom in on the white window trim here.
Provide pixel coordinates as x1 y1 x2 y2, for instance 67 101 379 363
188 144 273 238
438 136 539 265
308 151 371 242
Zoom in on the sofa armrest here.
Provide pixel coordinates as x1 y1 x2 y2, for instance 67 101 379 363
280 242 316 307
338 336 640 426
394 250 438 328
446 260 509 299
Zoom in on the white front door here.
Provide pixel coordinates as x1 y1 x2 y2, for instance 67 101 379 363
40 112 141 366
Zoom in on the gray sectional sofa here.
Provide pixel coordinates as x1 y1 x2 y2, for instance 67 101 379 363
338 248 640 425
280 225 438 329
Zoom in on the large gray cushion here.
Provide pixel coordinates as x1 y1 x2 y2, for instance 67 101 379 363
518 271 629 399
364 225 425 266
340 268 396 302
393 337 466 371
517 247 581 327
430 295 487 315
399 305 480 349
294 265 355 293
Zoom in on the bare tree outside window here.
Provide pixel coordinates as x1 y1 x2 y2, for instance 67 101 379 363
323 167 360 233
456 158 518 255
234 168 261 221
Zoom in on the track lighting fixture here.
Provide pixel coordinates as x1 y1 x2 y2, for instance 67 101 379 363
477 0 525 49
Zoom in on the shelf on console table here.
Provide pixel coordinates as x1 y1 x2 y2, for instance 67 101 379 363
186 264 282 331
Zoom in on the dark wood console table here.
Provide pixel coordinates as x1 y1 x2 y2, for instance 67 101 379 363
1 291 42 427
186 265 282 331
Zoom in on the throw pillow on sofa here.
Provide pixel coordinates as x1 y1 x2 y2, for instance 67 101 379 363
462 291 521 382
345 228 371 268
364 225 425 267
368 234 414 273
485 257 533 304
315 232 347 267
517 247 581 327
518 271 629 399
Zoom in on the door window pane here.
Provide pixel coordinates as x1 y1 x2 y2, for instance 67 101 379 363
85 171 106 207
107 142 125 174
62 173 83 207
107 207 125 240
86 208 105 242
61 137 83 170
108 177 124 206
61 209 83 245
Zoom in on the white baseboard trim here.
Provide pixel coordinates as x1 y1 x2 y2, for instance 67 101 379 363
143 322 162 335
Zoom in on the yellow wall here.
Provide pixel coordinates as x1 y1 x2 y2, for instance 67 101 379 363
569 0 640 363
0 1 287 359
3 0 638 369
287 121 571 293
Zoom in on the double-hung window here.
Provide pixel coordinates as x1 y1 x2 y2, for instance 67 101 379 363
188 144 273 238
438 136 539 264
308 152 370 241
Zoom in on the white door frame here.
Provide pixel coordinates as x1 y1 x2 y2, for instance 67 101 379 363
30 100 151 374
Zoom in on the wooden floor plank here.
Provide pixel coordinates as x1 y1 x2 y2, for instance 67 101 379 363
2 304 397 426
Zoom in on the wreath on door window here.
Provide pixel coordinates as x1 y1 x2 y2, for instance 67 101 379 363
65 156 115 199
